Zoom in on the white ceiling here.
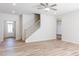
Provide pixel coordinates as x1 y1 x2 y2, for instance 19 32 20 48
0 3 79 15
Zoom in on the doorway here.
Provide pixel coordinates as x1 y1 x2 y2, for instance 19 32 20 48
4 20 16 39
56 20 62 40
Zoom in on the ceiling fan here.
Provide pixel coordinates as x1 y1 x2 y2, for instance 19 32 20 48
37 3 57 11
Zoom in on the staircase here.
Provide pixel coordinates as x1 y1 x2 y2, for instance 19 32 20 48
24 20 40 40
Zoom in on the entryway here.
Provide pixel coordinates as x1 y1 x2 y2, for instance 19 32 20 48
4 20 16 39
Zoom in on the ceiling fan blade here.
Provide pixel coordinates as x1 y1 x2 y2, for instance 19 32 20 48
46 3 48 6
37 7 44 9
50 4 57 7
50 8 57 10
40 3 46 7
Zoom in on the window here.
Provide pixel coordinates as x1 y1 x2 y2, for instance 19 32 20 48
8 23 13 33
7 21 13 33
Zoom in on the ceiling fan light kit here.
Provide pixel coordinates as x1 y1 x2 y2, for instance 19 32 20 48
44 8 50 11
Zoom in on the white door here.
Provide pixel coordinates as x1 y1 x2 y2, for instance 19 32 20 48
4 21 16 38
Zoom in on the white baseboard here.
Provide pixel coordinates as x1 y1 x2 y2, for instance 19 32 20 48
62 39 79 44
26 39 56 43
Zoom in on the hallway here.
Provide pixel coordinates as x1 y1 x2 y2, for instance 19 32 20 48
0 38 79 56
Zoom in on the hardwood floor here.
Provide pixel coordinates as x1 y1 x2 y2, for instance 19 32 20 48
0 38 79 56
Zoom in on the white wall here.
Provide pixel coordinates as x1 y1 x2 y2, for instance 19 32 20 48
0 13 21 41
26 14 56 43
61 10 79 44
22 14 36 40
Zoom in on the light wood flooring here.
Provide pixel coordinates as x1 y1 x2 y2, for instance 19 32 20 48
0 38 79 56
